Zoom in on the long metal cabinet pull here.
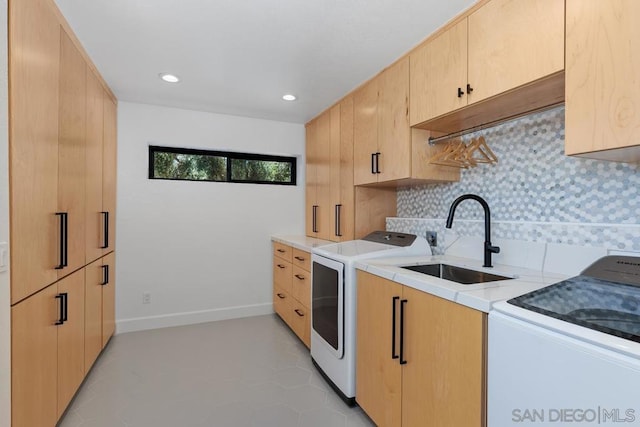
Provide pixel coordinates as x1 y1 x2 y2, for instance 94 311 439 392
62 292 68 322
294 309 305 317
335 204 343 237
371 153 375 174
391 296 399 360
375 152 381 174
100 211 109 249
400 299 407 365
55 294 65 325
55 212 68 269
101 265 109 285
312 205 318 233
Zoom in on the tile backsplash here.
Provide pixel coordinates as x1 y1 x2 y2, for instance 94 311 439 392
389 106 640 255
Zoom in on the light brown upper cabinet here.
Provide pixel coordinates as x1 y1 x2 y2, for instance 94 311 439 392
565 0 640 162
85 69 105 263
103 96 118 251
9 0 61 304
410 20 468 125
333 97 355 241
58 29 87 279
355 57 460 187
354 58 411 185
305 114 331 240
307 99 355 241
411 0 565 132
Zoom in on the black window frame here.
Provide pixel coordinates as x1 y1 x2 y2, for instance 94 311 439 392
148 145 297 186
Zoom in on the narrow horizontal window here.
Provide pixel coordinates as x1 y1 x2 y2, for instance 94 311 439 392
149 145 296 185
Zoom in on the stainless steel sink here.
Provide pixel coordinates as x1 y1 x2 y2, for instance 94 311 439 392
401 263 514 285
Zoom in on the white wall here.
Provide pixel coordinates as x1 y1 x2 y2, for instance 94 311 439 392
116 102 305 332
0 0 10 424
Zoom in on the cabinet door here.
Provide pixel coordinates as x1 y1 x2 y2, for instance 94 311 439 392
103 94 117 252
353 79 379 185
565 0 640 159
337 96 355 241
467 0 564 104
402 286 485 427
86 69 105 263
57 269 86 417
409 20 468 125
9 0 61 303
315 109 333 240
85 258 104 371
377 57 411 182
356 271 402 427
58 29 87 278
328 104 342 240
102 251 116 346
11 285 59 427
305 120 318 237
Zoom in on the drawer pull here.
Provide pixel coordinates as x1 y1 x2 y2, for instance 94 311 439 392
277 264 286 269
294 256 305 261
294 274 305 281
294 309 305 317
277 249 286 253
277 293 286 299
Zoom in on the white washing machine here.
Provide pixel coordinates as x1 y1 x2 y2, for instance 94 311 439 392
310 231 430 405
489 256 640 426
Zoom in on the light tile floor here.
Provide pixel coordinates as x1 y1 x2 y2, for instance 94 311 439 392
58 315 375 427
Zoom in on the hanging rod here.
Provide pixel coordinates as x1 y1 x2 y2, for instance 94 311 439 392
427 103 564 145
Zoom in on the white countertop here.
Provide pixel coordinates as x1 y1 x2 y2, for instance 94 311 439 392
271 235 334 252
355 255 568 313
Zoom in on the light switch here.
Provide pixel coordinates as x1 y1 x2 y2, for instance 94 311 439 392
0 242 7 273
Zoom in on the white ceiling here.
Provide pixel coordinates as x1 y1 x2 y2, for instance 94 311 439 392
54 0 475 124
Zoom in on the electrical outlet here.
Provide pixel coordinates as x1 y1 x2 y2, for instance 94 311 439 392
426 231 438 247
142 292 151 304
0 242 7 273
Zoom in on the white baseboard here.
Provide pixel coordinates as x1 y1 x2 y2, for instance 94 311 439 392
115 303 274 334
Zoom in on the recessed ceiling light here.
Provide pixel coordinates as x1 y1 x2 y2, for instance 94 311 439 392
282 94 297 101
159 73 180 83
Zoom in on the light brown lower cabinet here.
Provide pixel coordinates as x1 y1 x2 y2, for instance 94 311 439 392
12 252 116 427
102 251 116 346
273 242 312 347
356 271 486 427
12 268 85 427
85 251 116 371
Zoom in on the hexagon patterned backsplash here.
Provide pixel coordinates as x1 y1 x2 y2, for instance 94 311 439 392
390 106 640 254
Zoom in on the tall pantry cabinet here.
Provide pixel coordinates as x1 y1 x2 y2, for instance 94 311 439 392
9 0 118 425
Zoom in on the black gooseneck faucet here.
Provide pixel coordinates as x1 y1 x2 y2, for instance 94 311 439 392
445 194 500 268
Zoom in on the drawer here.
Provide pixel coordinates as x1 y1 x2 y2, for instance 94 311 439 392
273 257 292 293
289 301 310 348
292 248 311 271
273 242 292 262
273 286 291 325
291 266 310 307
